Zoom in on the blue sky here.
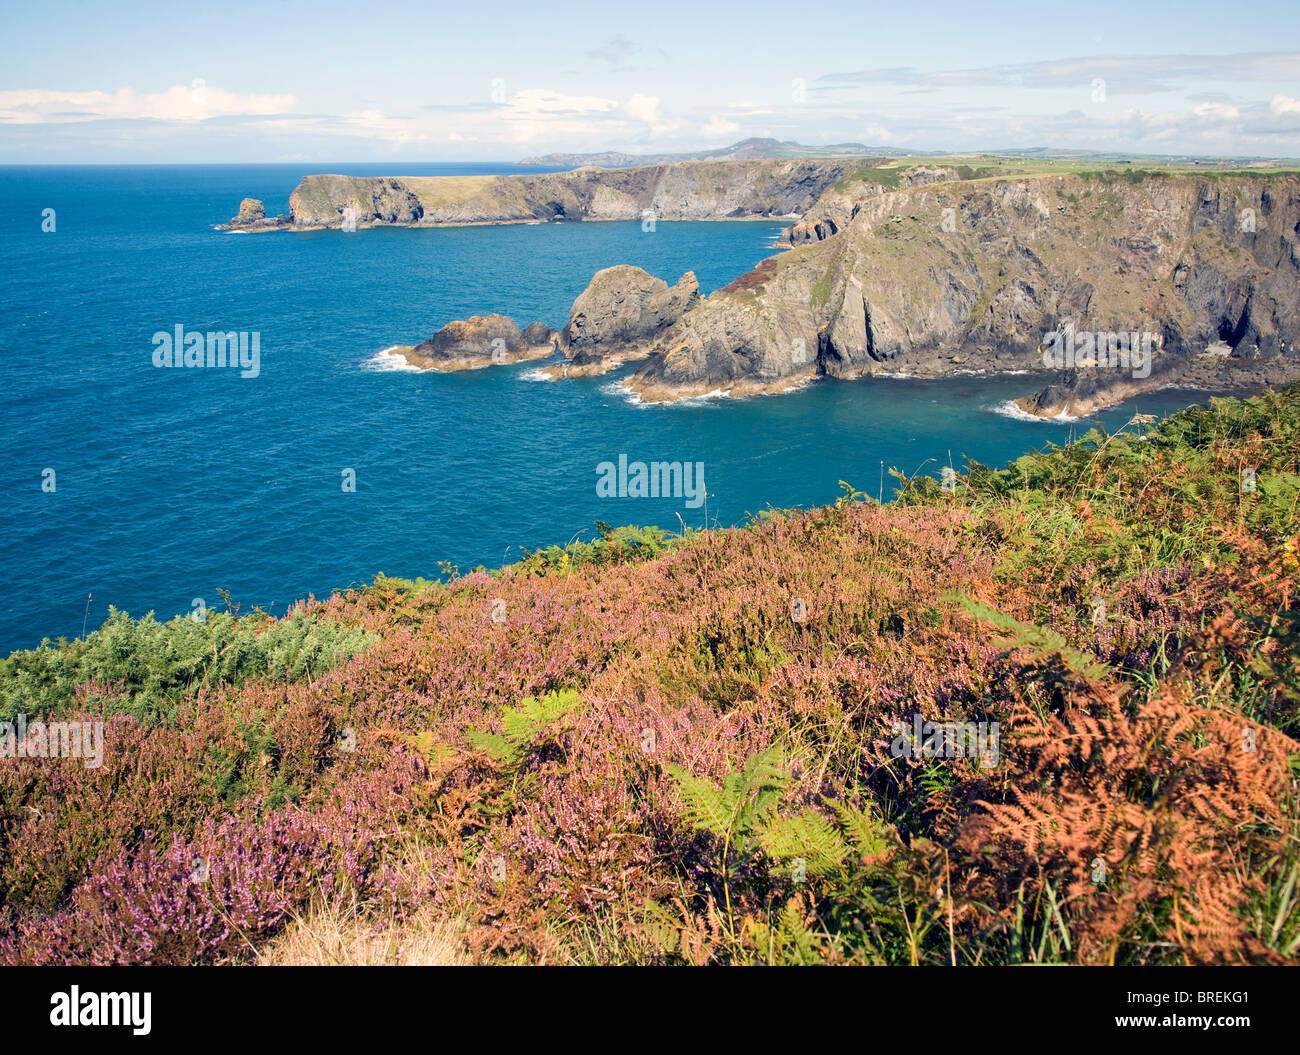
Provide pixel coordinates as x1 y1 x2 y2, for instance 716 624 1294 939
2 0 1298 161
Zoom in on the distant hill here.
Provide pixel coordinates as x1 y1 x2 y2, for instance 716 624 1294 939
518 137 892 168
520 138 1297 170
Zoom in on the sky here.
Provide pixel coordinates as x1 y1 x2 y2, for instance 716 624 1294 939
1 0 1298 162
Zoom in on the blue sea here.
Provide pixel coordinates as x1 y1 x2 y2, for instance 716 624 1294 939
0 163 1222 653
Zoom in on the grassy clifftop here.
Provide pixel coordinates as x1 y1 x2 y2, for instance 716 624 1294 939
2 388 1298 964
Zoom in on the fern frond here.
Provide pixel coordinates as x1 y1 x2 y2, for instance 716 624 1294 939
832 800 894 860
666 764 736 838
470 688 585 769
758 810 850 874
465 729 513 765
953 594 1111 681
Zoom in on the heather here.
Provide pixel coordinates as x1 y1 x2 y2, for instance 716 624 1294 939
2 388 1298 964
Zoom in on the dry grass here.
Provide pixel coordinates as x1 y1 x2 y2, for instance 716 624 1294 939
258 902 468 966
396 175 498 208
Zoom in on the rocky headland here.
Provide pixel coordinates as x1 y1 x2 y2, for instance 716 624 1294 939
606 166 1300 412
220 158 859 232
239 155 1300 416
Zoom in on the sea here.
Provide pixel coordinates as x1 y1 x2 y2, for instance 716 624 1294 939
0 163 1224 653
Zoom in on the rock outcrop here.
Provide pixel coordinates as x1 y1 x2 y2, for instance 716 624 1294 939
281 176 424 229
220 159 857 232
393 315 556 371
782 165 969 245
222 197 291 231
618 170 1300 407
551 266 700 376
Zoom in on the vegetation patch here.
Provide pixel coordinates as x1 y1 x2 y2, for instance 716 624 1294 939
3 388 1299 964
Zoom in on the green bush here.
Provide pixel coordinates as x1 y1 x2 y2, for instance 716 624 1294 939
0 607 373 723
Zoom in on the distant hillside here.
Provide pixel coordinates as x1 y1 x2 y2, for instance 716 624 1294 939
518 137 892 168
520 138 1298 170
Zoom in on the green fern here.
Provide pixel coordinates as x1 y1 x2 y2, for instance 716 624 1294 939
747 898 824 965
467 688 583 769
759 810 850 875
666 745 788 948
832 800 893 860
666 744 787 853
952 594 1111 682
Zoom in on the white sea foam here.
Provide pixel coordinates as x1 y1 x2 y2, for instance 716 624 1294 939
600 379 646 405
758 376 817 397
676 388 732 405
991 399 1079 423
363 347 423 373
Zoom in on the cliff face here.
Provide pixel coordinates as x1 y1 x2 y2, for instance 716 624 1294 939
559 266 699 372
221 159 857 230
288 176 425 226
622 171 1300 404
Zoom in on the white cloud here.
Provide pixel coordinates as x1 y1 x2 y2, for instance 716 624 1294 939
1193 101 1240 120
494 88 624 143
622 93 686 136
1272 94 1300 116
0 85 296 124
822 52 1300 95
623 93 662 124
342 109 428 145
504 88 619 117
701 114 741 137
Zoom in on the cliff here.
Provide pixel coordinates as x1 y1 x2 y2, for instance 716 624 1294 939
232 155 1300 414
220 158 859 231
609 168 1300 407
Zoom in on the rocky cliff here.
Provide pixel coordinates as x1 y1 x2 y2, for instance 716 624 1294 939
220 159 858 231
553 266 700 375
613 170 1300 408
